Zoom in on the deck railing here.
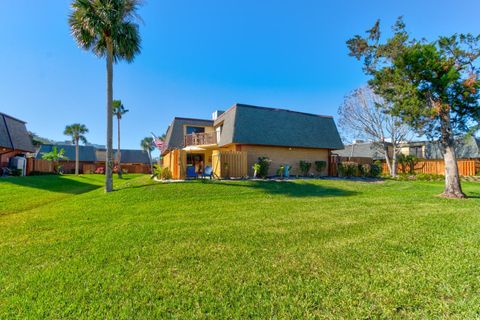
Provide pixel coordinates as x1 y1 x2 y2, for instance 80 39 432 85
184 132 217 146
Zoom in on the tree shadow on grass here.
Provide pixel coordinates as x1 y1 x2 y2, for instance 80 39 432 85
213 180 358 198
0 175 101 195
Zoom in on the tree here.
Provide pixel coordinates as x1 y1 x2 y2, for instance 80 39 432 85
347 18 480 198
112 100 129 178
64 124 89 175
69 0 142 192
140 137 154 173
42 146 68 173
338 86 411 177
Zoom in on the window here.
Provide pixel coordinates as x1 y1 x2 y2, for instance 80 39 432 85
409 146 424 158
215 125 223 143
186 126 205 135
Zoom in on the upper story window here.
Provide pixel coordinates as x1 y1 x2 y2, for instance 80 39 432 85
409 146 424 158
215 125 223 142
186 126 205 135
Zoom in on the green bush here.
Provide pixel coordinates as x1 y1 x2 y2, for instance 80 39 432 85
314 161 327 175
299 161 312 176
370 163 381 177
416 173 444 181
253 157 271 178
276 165 285 178
10 168 22 176
338 162 358 177
152 165 173 180
358 164 371 177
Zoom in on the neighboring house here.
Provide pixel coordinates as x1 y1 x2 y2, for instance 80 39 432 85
335 136 480 161
0 112 35 167
333 141 392 161
161 103 343 178
36 144 150 173
400 136 480 160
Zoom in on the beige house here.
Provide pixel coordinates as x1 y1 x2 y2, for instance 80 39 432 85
161 103 343 179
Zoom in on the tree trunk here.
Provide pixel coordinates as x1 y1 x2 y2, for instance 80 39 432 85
75 138 79 175
383 143 393 177
117 116 123 179
391 149 397 177
440 111 465 198
105 42 114 192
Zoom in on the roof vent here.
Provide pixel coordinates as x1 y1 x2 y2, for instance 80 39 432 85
212 110 225 120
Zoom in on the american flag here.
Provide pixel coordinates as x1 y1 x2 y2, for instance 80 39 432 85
151 133 166 152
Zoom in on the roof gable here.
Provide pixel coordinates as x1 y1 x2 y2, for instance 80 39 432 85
0 113 35 152
164 117 214 150
217 104 344 149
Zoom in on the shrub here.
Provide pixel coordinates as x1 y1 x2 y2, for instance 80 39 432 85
299 161 312 176
152 165 172 180
314 161 326 175
338 161 358 177
161 167 172 180
416 173 444 181
276 165 285 178
95 167 105 174
10 168 22 176
358 164 371 177
253 157 271 178
370 163 381 177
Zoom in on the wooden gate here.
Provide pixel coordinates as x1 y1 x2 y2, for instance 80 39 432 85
328 154 338 177
212 151 247 178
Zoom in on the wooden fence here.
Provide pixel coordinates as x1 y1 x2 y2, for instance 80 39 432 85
382 159 479 176
26 158 151 175
212 151 248 178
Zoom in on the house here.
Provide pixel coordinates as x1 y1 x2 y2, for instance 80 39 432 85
399 136 480 160
35 144 151 174
335 136 480 161
161 103 343 179
0 112 35 168
333 141 391 162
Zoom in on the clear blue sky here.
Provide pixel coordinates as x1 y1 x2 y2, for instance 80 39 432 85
1 0 478 151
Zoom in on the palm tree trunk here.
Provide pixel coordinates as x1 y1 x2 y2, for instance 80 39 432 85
117 116 123 179
75 138 79 175
105 41 114 192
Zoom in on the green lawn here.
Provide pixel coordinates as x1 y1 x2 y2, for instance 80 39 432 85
1 175 479 319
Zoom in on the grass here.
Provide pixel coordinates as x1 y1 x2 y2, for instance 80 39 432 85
1 175 480 319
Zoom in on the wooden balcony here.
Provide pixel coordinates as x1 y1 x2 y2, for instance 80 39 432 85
184 132 217 146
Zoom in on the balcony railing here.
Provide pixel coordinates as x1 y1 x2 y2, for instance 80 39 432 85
184 132 217 146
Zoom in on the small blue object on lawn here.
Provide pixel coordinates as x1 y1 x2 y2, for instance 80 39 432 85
203 165 213 179
284 165 290 178
187 166 197 179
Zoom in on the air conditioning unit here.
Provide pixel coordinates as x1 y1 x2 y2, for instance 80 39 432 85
9 156 27 176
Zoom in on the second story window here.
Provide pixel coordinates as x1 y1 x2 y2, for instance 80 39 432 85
186 126 205 135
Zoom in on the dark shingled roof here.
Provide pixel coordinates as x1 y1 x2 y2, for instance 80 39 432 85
36 145 150 164
215 104 344 149
422 136 480 159
334 142 386 160
0 112 35 152
95 148 151 164
36 144 97 161
163 117 214 150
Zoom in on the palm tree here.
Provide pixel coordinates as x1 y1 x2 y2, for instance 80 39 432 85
113 100 129 178
64 124 88 175
69 0 142 192
41 146 68 174
140 137 154 173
